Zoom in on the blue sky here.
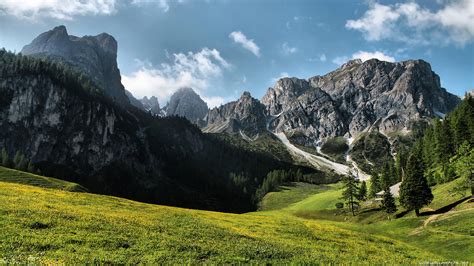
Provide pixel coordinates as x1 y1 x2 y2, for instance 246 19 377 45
0 0 473 107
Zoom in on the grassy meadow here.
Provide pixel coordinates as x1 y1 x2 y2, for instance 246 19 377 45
0 167 472 263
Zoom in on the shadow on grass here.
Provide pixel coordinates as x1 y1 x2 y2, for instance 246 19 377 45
419 196 471 216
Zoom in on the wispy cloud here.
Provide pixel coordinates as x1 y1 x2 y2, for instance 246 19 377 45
352 51 395 63
272 72 289 82
131 0 186 12
332 51 395 66
229 31 261 57
346 0 474 46
282 42 297 55
122 48 231 105
0 0 117 20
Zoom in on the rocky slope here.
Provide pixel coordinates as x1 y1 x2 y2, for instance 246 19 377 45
21 25 130 106
165 87 208 124
203 91 266 137
0 49 312 212
262 59 460 146
140 96 162 116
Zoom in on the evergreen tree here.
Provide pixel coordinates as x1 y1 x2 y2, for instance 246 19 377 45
357 181 367 201
380 165 397 213
12 151 22 169
381 187 397 214
27 161 36 173
1 147 9 167
452 142 474 197
369 173 381 198
395 148 407 183
399 148 433 216
341 174 360 216
17 155 27 171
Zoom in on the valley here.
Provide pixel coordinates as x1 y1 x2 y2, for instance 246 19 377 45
0 3 473 262
0 168 471 263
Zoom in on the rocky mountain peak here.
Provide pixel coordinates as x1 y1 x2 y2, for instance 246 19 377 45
203 91 266 137
341 58 362 69
21 25 129 106
262 58 460 145
141 96 162 116
261 77 311 115
165 88 208 124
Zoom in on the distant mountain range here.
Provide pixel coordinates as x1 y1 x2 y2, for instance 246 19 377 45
0 25 463 211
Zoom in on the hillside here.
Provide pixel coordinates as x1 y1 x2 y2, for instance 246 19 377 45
259 180 473 261
0 166 86 192
0 180 446 264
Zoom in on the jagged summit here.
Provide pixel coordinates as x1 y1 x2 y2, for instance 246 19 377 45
165 87 208 124
204 58 460 146
260 58 460 145
203 91 266 137
21 25 128 105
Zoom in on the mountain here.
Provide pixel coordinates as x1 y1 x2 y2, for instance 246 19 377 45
125 89 146 110
262 59 460 146
140 96 162 116
0 49 317 212
21 25 130 106
203 91 266 137
165 87 208 124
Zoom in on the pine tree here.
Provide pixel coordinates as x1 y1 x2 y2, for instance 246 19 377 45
17 155 27 171
395 148 407 183
380 165 397 213
357 181 367 201
27 160 36 173
369 173 381 198
381 187 397 214
399 148 433 216
452 141 474 197
12 151 22 169
341 174 360 216
1 147 9 167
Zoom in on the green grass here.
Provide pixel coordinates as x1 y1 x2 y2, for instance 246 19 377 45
258 178 473 262
0 181 444 264
0 166 86 192
0 168 471 263
259 182 330 211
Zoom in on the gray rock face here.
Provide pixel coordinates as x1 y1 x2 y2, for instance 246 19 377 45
21 25 130 105
140 96 162 116
165 88 208 124
262 59 460 145
125 89 146 110
261 77 311 115
203 91 266 137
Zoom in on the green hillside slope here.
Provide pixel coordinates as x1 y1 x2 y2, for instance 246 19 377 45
0 166 86 192
0 181 442 264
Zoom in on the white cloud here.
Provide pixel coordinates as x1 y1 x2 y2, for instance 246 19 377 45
131 0 186 12
282 42 297 55
0 0 117 20
319 54 327 62
332 50 395 66
272 72 289 82
351 51 395 62
332 56 349 66
122 48 230 105
229 31 261 57
346 0 474 46
202 96 227 108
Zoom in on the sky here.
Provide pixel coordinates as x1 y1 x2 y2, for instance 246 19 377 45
0 0 473 107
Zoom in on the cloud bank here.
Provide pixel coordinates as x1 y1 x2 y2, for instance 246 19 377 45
122 48 230 107
346 0 474 46
0 0 117 20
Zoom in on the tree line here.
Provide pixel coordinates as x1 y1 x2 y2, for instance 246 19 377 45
340 95 473 216
1 148 37 174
